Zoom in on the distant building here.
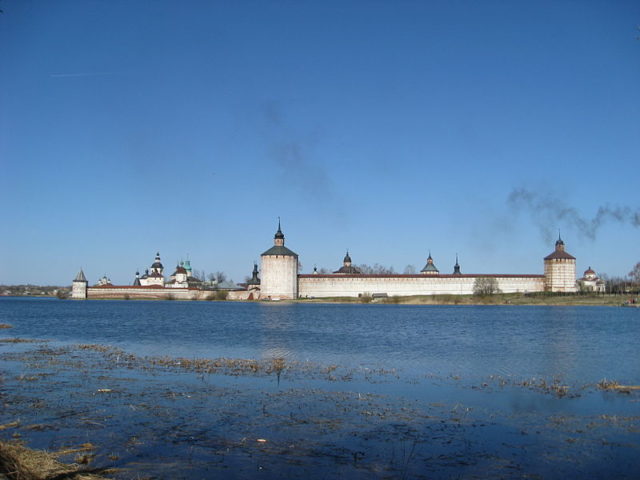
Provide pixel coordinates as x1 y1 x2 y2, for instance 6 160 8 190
72 222 599 301
140 253 164 287
577 267 606 293
334 251 361 274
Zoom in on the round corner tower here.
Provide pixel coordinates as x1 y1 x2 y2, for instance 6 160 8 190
260 220 299 300
71 269 88 299
543 235 577 292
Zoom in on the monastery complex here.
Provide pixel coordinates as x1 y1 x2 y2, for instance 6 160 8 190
71 222 605 300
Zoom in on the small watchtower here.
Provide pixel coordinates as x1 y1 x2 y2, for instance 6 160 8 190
421 252 439 275
71 269 88 299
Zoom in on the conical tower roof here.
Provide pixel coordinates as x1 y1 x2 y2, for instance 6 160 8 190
74 269 87 282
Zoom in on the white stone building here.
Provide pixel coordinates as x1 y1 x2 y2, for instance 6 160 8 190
577 267 606 293
139 252 165 287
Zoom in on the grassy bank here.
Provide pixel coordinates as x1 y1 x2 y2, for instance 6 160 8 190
298 293 635 306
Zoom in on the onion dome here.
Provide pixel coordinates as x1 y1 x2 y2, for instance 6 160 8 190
173 264 188 275
334 250 361 274
274 218 285 240
151 252 164 270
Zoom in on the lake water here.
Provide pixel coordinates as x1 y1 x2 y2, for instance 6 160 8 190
1 297 639 479
2 297 638 384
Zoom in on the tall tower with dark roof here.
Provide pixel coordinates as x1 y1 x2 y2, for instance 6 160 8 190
543 234 577 292
71 269 88 299
260 219 299 299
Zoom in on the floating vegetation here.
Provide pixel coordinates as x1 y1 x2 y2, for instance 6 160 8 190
0 440 112 480
486 375 576 398
0 338 47 344
597 379 640 393
0 323 12 329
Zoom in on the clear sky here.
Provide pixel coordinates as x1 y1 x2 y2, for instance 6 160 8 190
1 0 638 285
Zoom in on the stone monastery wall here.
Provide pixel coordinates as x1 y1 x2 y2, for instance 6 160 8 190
298 274 545 298
86 286 206 300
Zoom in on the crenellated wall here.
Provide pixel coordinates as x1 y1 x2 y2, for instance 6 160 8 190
298 274 545 298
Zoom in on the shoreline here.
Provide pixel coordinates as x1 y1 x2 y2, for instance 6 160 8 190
2 293 637 307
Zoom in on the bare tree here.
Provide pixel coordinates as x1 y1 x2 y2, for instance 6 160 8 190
629 262 640 284
357 264 396 274
403 265 416 274
318 267 331 274
192 269 206 281
473 277 501 296
214 271 227 283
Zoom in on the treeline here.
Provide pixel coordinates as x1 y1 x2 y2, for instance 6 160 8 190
0 285 70 297
600 261 640 294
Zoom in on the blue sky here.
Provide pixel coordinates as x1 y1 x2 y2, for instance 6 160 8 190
1 0 638 285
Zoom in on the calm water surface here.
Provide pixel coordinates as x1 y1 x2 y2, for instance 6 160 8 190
1 297 637 385
2 297 640 479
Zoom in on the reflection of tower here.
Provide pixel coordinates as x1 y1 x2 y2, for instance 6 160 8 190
260 219 298 299
544 234 577 292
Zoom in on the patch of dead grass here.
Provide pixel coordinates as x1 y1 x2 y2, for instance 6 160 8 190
0 441 112 480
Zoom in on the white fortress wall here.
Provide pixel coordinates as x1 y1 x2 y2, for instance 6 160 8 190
298 275 545 298
86 287 207 300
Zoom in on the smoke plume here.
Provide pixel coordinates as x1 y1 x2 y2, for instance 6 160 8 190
508 188 640 242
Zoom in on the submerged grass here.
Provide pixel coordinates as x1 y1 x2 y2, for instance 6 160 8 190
0 441 112 480
597 379 640 393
